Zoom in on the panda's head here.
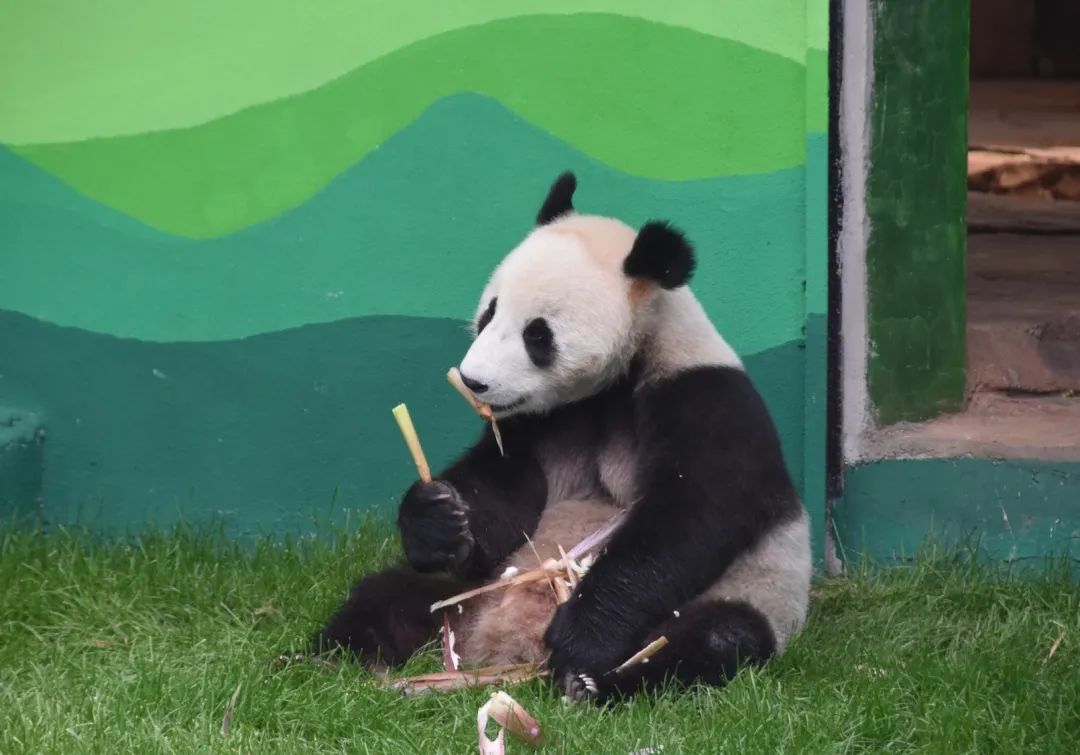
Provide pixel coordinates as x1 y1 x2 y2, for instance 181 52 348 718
457 172 695 417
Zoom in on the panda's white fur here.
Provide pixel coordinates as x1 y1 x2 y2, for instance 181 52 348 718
460 215 647 417
312 173 812 701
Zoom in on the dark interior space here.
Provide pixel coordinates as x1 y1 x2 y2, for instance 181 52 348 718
964 0 1080 457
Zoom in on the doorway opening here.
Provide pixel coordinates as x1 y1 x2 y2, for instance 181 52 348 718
962 0 1080 459
866 0 1080 461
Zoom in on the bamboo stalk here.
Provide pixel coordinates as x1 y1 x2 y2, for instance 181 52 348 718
392 403 431 482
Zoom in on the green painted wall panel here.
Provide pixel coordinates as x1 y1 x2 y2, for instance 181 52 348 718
0 108 809 351
839 459 1080 566
0 311 807 534
0 3 828 538
0 407 44 521
866 1 968 424
0 1 815 144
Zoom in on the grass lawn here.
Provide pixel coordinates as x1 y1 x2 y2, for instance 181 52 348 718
1 519 1078 754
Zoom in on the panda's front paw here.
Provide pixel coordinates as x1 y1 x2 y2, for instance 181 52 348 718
544 596 630 703
398 480 474 574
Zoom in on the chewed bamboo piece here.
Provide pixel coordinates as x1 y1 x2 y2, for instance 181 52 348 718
447 368 504 456
447 367 494 420
553 577 572 604
392 403 432 482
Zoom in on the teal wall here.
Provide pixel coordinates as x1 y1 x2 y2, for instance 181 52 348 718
1 3 828 542
837 458 1080 567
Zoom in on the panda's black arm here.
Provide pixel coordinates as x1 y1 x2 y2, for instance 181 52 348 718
544 366 801 670
399 420 548 580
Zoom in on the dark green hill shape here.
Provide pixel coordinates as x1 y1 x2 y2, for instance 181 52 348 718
0 310 806 535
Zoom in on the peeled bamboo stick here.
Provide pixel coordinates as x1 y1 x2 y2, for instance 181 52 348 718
447 367 504 456
392 403 431 483
447 368 493 420
612 636 669 674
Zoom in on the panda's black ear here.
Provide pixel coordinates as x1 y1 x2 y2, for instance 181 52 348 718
536 172 576 225
624 220 695 289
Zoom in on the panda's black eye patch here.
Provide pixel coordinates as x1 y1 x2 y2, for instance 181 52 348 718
522 318 556 367
476 297 497 334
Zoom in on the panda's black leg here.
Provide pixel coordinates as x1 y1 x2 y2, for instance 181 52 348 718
302 564 473 670
566 599 777 703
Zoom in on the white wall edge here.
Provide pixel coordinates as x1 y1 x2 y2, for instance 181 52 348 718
839 0 874 464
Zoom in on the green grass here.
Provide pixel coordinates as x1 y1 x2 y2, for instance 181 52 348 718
2 520 1078 754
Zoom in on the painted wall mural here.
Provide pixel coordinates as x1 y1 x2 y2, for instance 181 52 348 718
0 2 828 537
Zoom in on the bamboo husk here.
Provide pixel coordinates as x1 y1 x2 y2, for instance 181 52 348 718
430 561 564 612
441 613 461 671
557 544 577 589
484 690 542 747
429 514 623 613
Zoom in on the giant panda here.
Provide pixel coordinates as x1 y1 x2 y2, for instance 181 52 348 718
310 172 812 702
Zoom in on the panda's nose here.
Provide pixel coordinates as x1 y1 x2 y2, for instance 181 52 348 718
460 373 489 394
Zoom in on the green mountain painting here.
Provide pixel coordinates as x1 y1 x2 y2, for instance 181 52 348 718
1 8 826 535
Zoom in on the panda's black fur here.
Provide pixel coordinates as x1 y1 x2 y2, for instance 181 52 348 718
308 174 810 702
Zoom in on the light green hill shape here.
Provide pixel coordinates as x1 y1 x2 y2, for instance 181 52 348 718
0 1 818 143
13 14 807 239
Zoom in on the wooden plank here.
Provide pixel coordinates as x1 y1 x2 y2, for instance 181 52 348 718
969 80 1080 151
967 191 1080 234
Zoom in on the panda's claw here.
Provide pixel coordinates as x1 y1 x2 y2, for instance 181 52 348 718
564 672 600 702
271 651 306 668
